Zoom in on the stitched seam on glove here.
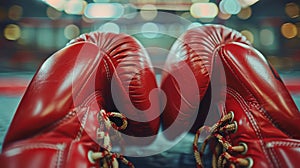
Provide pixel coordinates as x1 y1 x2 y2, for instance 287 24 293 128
218 45 275 166
227 88 275 167
221 44 294 139
267 144 282 168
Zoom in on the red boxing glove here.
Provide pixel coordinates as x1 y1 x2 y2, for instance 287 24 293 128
191 25 300 168
160 24 250 140
67 32 160 140
0 32 160 167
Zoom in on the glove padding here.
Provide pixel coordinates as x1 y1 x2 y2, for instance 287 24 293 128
0 32 160 167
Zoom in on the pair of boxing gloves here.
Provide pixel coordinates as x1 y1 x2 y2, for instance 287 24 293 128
1 25 300 168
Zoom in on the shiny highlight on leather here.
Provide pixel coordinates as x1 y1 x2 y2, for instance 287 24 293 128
188 25 300 168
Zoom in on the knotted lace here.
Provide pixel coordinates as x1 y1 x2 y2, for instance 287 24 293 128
193 111 253 168
89 109 134 168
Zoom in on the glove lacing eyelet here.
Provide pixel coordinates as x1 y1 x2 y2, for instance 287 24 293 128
193 111 253 168
88 109 134 168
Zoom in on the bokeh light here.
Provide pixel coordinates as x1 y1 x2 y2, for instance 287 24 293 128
140 4 158 21
1 0 300 75
84 3 124 19
64 24 80 40
285 2 299 19
190 3 218 18
281 23 297 39
82 14 95 23
260 29 274 46
241 30 254 43
219 0 241 15
4 24 21 41
218 11 231 20
8 5 23 20
99 22 120 34
237 7 252 20
141 22 160 38
64 0 87 15
47 7 62 20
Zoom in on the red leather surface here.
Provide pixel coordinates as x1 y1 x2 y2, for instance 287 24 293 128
1 42 103 167
4 42 101 145
0 94 102 168
220 43 300 138
68 32 160 138
266 139 300 168
1 75 299 96
1 32 160 167
161 25 251 139
183 25 300 167
217 43 300 167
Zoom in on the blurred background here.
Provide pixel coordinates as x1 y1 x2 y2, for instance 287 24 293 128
1 0 300 72
0 0 300 166
0 0 300 72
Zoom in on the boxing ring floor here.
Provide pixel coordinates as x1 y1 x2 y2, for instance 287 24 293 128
0 71 299 167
